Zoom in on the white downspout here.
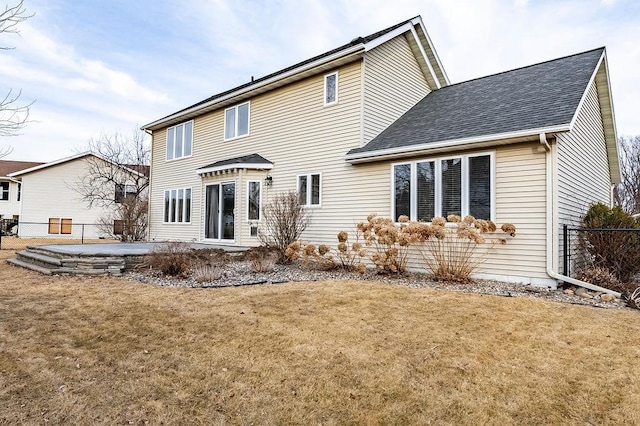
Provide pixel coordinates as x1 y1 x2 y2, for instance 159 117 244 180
543 132 622 297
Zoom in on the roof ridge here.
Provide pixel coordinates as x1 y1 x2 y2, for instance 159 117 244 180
146 17 423 128
441 46 605 89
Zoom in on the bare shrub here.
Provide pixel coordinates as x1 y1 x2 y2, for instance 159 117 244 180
579 203 640 290
419 215 516 283
245 246 278 273
576 267 623 293
146 242 191 277
258 191 311 262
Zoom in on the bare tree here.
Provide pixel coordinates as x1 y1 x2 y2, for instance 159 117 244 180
258 190 312 262
1 1 32 142
74 128 150 241
613 135 640 215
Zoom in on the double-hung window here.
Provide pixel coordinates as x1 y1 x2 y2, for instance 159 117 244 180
298 173 321 206
392 152 494 222
0 182 8 201
224 102 250 140
324 72 338 106
163 188 192 223
166 121 193 160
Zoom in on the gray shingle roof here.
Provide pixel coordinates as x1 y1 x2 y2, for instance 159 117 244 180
347 47 604 157
199 153 272 170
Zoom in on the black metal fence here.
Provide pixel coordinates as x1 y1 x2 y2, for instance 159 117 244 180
0 219 146 250
563 225 640 293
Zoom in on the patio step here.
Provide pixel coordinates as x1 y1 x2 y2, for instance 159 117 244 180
7 257 54 275
8 247 126 275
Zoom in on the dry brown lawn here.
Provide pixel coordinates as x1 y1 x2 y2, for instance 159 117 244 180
0 250 639 425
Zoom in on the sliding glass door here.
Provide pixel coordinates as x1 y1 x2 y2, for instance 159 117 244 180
205 182 235 241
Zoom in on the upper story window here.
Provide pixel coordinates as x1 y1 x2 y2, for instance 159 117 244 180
324 72 338 106
298 173 321 206
166 120 193 160
224 102 250 140
115 184 137 203
0 182 8 201
393 152 494 222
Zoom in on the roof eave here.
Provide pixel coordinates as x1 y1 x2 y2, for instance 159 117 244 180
195 162 274 175
143 45 366 132
344 125 571 164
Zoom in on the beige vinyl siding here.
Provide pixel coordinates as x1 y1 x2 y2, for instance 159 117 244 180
557 81 611 227
362 34 431 144
149 61 367 244
485 143 548 279
149 127 202 242
381 143 548 281
556 81 611 272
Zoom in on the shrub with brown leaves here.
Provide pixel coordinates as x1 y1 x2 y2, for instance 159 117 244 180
146 242 192 277
245 246 279 273
419 216 516 283
286 231 367 272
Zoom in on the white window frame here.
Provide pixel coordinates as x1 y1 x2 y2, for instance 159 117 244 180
163 187 192 224
390 151 495 222
323 71 338 106
297 173 322 207
166 120 193 161
246 180 262 222
224 102 251 141
0 182 9 201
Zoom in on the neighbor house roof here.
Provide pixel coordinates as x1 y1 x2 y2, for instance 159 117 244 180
0 160 44 179
346 47 607 162
8 152 149 178
143 16 448 131
196 153 273 175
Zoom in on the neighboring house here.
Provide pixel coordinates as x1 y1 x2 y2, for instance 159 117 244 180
8 153 149 239
142 16 619 288
0 160 44 221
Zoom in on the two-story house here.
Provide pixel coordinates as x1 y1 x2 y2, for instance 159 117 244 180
0 160 43 222
142 16 619 288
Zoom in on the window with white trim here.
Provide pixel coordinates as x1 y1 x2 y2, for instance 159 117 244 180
163 188 192 223
0 182 8 201
224 102 250 140
392 153 493 222
166 121 193 160
247 180 261 221
115 184 136 203
324 72 338 106
298 173 321 206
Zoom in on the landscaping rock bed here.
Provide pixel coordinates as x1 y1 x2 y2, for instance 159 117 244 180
125 261 629 309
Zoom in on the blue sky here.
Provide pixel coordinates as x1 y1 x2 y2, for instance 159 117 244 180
1 0 639 161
